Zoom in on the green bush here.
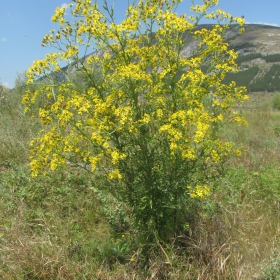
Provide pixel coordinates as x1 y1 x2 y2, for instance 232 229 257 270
263 252 280 280
272 92 280 110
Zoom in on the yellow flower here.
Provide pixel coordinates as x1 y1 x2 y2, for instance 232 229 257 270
23 0 247 195
189 185 210 198
108 169 122 180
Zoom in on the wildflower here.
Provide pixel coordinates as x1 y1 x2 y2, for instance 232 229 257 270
189 185 210 198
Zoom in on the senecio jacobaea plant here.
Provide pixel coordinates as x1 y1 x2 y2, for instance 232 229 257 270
23 0 248 241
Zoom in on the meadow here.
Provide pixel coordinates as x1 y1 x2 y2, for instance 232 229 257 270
1 1 280 278
1 81 280 279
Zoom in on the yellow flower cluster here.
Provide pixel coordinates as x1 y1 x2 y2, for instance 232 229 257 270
23 0 248 187
188 185 210 198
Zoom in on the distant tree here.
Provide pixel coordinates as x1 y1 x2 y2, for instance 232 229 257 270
14 71 28 92
236 53 263 64
265 54 280 63
223 66 259 87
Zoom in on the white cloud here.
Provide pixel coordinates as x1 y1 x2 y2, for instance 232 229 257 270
2 82 9 88
61 3 68 10
246 21 279 27
61 3 69 15
1 37 7 42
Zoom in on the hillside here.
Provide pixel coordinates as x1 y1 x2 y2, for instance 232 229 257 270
39 24 280 92
179 24 280 92
3 8 280 279
224 24 280 91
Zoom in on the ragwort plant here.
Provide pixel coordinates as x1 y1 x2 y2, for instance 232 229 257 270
23 0 248 244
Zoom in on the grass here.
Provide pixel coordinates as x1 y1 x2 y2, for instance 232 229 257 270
1 87 280 279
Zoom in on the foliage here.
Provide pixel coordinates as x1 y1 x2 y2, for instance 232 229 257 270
272 91 280 110
223 66 259 87
220 52 280 92
235 52 263 64
265 53 280 63
263 252 280 280
22 0 247 244
249 64 280 92
3 76 280 277
14 71 28 93
0 79 40 164
235 53 280 65
0 82 10 98
231 42 255 52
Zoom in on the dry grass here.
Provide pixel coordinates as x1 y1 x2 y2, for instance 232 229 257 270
1 90 280 279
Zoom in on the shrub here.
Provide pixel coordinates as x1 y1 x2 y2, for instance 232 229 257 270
263 252 280 280
22 0 247 247
272 91 280 110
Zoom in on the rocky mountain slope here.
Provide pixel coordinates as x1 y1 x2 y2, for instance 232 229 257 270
45 24 280 92
223 24 280 92
180 23 280 92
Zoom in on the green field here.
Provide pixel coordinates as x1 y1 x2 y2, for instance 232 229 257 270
2 3 280 278
1 82 280 279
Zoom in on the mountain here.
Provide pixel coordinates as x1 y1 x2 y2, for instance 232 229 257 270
180 23 280 92
43 24 280 92
222 24 280 92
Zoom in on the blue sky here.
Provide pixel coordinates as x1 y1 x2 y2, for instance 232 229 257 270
1 0 280 88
